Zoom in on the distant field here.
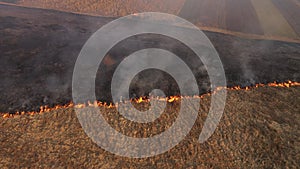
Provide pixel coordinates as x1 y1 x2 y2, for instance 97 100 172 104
0 0 18 3
179 0 264 35
179 0 300 40
16 0 185 16
272 0 300 37
1 0 300 42
224 0 264 35
251 0 298 39
178 0 227 29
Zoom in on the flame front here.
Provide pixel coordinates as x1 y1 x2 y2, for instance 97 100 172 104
168 96 180 103
137 97 144 103
2 81 299 118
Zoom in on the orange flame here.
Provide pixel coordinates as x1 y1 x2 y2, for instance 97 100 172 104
137 97 144 103
167 96 180 103
1 81 299 118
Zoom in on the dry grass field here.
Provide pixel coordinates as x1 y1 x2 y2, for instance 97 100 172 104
15 0 185 16
2 0 299 42
1 86 299 168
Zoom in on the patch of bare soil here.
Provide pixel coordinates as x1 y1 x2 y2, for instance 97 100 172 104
0 86 299 168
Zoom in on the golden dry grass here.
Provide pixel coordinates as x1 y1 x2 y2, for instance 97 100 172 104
17 0 186 16
0 86 299 168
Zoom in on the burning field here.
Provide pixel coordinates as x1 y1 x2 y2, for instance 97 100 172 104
0 2 300 168
1 4 300 114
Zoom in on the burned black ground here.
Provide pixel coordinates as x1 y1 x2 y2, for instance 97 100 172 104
1 4 300 113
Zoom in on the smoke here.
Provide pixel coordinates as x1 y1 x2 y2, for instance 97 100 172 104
239 53 255 85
